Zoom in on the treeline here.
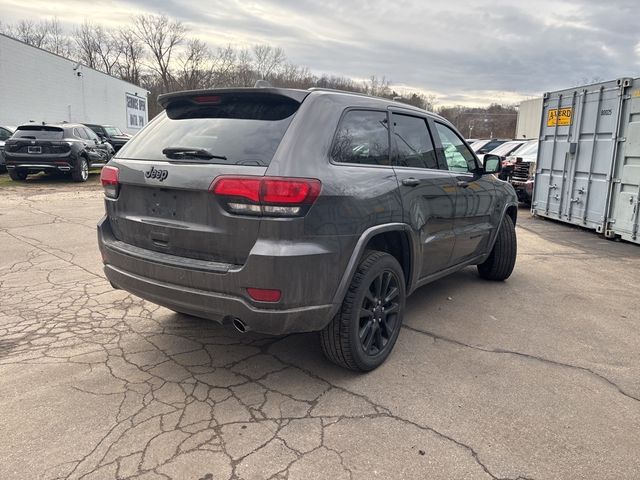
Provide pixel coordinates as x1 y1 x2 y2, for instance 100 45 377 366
0 16 436 118
439 104 518 139
0 15 517 137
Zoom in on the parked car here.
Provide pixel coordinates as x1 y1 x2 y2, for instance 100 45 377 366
4 123 112 182
0 125 16 173
470 138 509 155
98 87 518 371
85 124 131 152
503 140 538 204
478 139 527 164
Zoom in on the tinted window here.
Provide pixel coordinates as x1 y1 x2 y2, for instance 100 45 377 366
73 128 88 139
477 140 506 154
84 128 100 141
13 126 63 140
119 96 300 166
489 141 525 156
332 110 389 165
391 114 438 169
104 126 122 136
435 123 478 173
0 128 11 141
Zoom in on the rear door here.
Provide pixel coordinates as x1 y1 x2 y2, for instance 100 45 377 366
390 112 457 277
433 122 497 264
106 90 306 265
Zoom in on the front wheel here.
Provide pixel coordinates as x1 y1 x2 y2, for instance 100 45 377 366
72 156 89 182
320 250 406 371
477 214 517 281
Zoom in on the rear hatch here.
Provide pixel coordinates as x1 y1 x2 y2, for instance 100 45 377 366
106 88 308 265
5 126 70 159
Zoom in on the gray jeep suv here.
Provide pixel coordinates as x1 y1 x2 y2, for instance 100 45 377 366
98 87 518 371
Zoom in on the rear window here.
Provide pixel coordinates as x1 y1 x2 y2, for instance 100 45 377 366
117 95 301 166
477 140 506 154
13 126 64 140
489 141 524 156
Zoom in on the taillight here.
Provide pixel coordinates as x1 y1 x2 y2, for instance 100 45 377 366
100 166 119 199
210 176 321 217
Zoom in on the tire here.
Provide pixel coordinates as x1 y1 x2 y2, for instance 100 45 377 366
477 214 517 281
320 250 406 371
9 169 27 181
72 156 89 182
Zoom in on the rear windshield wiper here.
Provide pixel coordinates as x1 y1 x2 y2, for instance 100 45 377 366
162 147 227 161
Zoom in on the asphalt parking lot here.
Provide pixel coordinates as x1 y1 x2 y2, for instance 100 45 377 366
1 173 639 480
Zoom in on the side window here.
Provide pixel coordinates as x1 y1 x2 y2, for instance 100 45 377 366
84 128 99 141
434 123 478 173
391 114 438 169
0 128 11 141
331 110 390 165
74 128 88 140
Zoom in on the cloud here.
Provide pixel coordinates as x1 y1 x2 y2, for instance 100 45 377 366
2 0 638 106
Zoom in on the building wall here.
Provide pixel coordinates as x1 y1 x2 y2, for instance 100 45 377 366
0 34 148 134
516 97 544 140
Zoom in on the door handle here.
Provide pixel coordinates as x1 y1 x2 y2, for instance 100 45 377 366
457 180 470 188
402 178 420 187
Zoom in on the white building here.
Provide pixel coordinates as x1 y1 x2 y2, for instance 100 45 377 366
515 97 544 140
0 34 148 134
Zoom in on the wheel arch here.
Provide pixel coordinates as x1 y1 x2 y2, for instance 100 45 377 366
330 223 416 316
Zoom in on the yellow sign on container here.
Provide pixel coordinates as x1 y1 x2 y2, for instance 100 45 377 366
547 107 573 127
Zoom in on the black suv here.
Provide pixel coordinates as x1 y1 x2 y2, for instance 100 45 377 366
98 88 518 371
85 124 131 152
5 123 112 182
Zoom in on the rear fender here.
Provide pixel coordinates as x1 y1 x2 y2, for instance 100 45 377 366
329 223 418 316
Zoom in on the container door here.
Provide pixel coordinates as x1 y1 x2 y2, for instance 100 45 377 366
607 82 640 244
533 80 625 231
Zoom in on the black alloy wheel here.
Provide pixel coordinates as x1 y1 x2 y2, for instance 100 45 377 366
359 270 401 356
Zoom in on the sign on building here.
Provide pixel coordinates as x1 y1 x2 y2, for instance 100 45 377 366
126 93 146 129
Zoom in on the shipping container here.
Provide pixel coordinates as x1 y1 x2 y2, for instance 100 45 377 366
532 77 640 245
516 97 543 140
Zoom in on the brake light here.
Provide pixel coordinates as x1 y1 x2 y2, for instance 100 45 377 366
100 166 119 199
193 95 222 104
246 288 281 302
210 176 321 217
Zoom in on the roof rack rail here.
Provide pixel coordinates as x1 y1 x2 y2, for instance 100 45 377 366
307 87 371 97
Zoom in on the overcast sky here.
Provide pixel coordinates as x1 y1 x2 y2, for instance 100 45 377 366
2 0 639 106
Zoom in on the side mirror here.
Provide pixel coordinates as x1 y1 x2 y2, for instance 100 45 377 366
484 154 502 174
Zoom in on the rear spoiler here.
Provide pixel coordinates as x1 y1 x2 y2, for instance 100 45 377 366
158 88 310 110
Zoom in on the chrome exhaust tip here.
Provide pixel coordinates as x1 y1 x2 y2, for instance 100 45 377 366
232 317 248 333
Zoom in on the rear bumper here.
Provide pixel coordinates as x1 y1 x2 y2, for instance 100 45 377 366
98 216 348 335
6 157 73 172
103 263 334 335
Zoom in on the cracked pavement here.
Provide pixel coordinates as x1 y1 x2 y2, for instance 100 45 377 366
1 175 639 480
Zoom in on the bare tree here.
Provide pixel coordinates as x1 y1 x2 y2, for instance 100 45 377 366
210 45 237 86
133 14 185 92
74 21 101 69
4 19 51 48
45 19 74 57
253 44 286 80
235 48 256 87
114 27 144 85
364 76 391 97
177 38 214 90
